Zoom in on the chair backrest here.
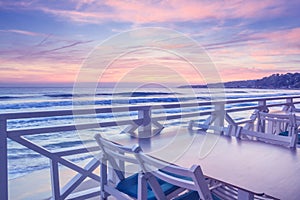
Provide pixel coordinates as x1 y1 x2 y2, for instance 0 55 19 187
240 127 297 148
257 112 297 135
133 149 214 200
287 107 300 126
94 134 140 182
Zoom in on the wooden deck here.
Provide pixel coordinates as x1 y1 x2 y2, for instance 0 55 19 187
107 127 300 199
1 95 300 199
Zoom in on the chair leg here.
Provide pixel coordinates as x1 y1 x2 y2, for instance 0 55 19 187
188 120 194 131
138 173 147 200
238 189 254 200
100 161 108 200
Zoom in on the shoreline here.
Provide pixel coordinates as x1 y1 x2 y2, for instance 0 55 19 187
178 85 300 90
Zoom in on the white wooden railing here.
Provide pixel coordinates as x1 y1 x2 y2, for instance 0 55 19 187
1 95 300 199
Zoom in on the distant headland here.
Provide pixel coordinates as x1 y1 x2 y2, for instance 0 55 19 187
179 72 300 89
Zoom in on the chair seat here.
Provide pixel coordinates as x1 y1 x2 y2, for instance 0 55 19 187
173 190 221 200
279 131 300 144
116 173 179 200
278 131 289 136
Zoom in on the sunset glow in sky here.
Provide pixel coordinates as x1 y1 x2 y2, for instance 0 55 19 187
0 0 299 86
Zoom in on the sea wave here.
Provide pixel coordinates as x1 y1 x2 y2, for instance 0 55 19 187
1 97 190 110
0 91 180 100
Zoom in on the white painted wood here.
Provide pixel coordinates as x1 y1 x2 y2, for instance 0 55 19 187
50 159 61 200
241 128 296 148
138 107 152 137
213 103 225 130
238 189 254 200
94 134 142 199
112 127 297 199
255 112 298 147
0 116 8 200
60 158 100 199
134 149 214 200
1 95 300 200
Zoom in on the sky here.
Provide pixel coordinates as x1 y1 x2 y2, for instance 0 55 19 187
0 0 300 87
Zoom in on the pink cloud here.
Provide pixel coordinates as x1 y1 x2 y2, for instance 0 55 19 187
227 0 284 19
206 27 300 69
1 1 298 84
246 27 300 63
5 0 288 24
260 27 300 46
0 58 80 83
93 51 220 85
93 0 284 23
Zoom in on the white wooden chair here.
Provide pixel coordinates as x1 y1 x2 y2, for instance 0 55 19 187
133 148 277 200
254 112 298 148
133 147 216 200
239 128 297 148
94 134 181 200
287 107 300 147
240 109 298 147
257 112 296 133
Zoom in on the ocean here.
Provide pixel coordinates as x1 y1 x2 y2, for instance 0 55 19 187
1 87 300 179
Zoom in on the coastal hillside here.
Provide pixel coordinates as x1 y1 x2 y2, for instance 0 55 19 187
225 73 300 89
179 73 300 89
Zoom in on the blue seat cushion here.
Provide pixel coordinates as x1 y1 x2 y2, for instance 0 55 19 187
173 190 221 200
116 173 179 200
279 131 289 136
279 131 300 144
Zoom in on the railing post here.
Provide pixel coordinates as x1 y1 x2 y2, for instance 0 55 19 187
257 100 268 132
213 103 225 134
283 97 294 111
258 99 268 112
0 116 8 200
138 106 152 138
50 159 61 200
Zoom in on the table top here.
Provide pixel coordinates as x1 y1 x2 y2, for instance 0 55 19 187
104 127 300 200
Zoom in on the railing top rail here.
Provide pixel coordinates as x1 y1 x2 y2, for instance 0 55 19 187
1 95 300 120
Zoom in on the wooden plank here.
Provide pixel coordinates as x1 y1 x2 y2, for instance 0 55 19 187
8 119 143 136
60 158 100 199
0 117 8 200
50 159 61 200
